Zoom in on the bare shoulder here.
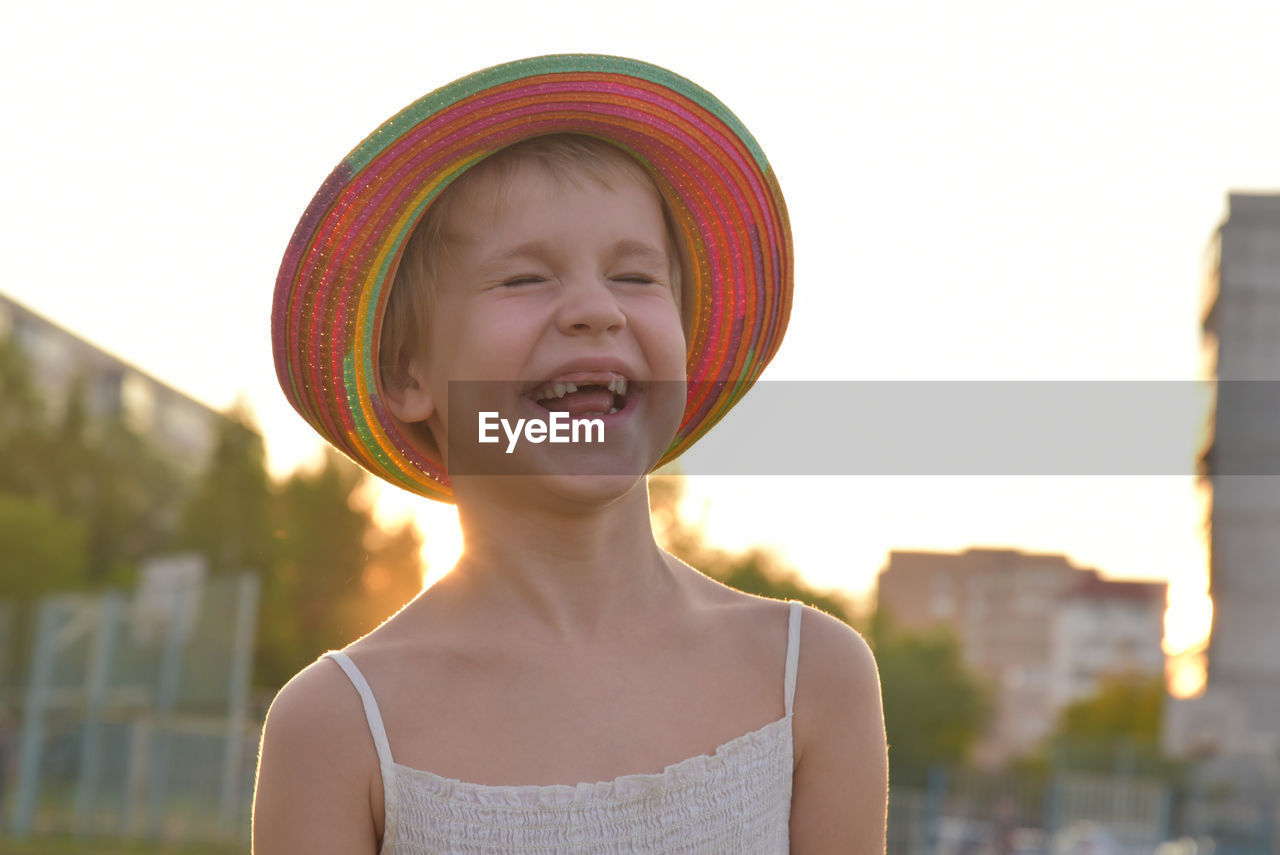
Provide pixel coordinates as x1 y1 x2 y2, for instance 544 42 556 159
252 655 380 855
794 606 882 729
791 605 888 855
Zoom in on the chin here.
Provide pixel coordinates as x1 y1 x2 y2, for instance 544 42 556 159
451 469 648 513
536 470 651 509
452 433 667 511
510 440 662 509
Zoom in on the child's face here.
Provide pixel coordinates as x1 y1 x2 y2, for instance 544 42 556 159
394 159 688 499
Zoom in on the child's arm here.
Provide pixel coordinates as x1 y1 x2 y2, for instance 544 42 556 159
252 660 382 855
789 607 889 854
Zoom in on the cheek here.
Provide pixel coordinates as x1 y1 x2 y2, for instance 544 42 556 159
650 303 688 380
430 301 537 377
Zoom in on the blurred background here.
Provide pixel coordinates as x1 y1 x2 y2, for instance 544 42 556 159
2 2 1279 853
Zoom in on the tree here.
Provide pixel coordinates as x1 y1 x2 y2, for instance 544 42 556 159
76 415 185 584
175 403 274 576
1046 673 1170 774
0 334 50 499
869 611 991 785
0 336 184 588
0 329 428 691
162 408 427 690
648 473 860 623
0 494 86 598
253 450 424 689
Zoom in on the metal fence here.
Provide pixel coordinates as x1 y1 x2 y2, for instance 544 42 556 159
3 573 1277 854
0 567 259 847
889 766 1279 855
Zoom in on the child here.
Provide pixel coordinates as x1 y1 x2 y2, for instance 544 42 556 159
254 55 887 854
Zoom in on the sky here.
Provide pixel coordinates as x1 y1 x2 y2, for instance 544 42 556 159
4 1 1279 690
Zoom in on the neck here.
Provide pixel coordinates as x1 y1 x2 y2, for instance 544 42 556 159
445 477 678 641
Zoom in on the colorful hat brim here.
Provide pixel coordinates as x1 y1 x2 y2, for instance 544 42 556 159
272 54 792 502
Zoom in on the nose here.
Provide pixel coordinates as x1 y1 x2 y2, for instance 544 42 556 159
555 275 626 336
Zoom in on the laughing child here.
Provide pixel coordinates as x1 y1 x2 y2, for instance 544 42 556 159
253 55 887 854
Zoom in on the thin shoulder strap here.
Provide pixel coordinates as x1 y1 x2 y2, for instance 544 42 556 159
784 600 803 717
324 650 397 774
324 651 400 849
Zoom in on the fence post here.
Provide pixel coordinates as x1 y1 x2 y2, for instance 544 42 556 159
218 573 259 833
1262 787 1278 855
73 591 121 836
8 596 62 837
0 599 15 694
1043 743 1064 841
144 588 188 840
923 766 948 855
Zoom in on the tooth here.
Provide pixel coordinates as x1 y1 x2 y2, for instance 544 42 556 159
617 378 628 396
609 407 618 414
554 383 566 398
565 382 577 393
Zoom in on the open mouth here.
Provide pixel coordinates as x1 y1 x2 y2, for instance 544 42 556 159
529 373 631 419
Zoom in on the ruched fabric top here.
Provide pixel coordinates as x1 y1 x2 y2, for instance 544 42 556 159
324 600 803 854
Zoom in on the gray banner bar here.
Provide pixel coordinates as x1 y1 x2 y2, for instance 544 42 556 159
442 381 1280 476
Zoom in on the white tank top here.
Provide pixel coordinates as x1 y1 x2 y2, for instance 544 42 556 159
325 600 802 854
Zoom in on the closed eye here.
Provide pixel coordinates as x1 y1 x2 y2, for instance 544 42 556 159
500 275 547 287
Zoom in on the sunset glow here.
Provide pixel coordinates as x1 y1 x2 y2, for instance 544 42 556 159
5 2 1274 722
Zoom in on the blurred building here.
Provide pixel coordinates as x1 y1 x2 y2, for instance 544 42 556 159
0 292 223 476
877 547 1166 766
1190 192 1280 758
1048 575 1166 711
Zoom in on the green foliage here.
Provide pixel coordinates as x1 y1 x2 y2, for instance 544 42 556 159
870 609 991 785
0 335 48 497
271 452 374 658
171 435 428 689
712 548 859 623
1046 673 1176 775
1056 673 1164 742
0 336 185 590
0 331 425 691
175 405 274 575
76 417 186 584
0 494 86 597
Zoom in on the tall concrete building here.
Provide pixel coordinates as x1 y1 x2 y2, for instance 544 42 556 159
1196 192 1280 755
877 548 1166 766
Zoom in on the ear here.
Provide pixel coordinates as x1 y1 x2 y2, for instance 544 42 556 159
382 357 436 423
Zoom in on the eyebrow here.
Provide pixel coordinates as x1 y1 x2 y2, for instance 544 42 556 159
610 239 670 265
494 239 669 264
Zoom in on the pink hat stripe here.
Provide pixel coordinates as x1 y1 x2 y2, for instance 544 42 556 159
274 163 356 406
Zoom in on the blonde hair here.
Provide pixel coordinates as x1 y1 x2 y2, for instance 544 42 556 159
379 134 687 395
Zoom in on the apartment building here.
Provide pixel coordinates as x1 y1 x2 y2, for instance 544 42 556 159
877 547 1166 765
1192 192 1280 756
0 292 224 476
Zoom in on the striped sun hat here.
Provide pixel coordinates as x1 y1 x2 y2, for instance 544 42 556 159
272 54 792 502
